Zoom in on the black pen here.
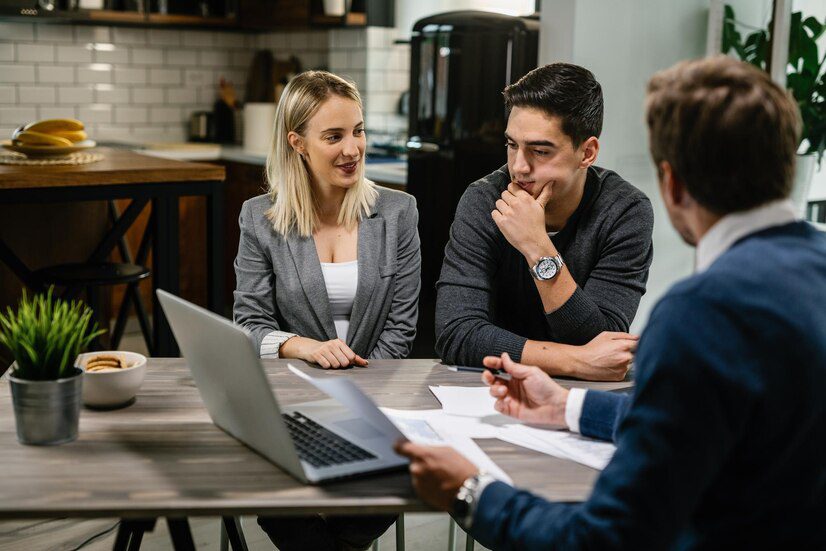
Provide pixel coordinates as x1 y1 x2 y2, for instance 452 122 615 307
447 365 512 381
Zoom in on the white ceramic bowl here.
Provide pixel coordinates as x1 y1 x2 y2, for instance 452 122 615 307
76 351 147 408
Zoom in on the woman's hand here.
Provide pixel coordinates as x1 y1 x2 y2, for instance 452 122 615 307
570 331 638 381
280 336 368 369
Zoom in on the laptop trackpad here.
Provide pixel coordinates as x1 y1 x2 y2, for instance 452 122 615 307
333 417 385 440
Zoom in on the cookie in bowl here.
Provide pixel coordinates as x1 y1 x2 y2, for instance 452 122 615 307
77 351 147 409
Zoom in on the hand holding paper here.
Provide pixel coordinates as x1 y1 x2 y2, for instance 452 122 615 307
393 439 480 512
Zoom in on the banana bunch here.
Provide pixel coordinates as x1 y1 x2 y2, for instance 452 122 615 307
11 119 88 147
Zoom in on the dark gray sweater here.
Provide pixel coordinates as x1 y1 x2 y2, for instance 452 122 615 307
435 164 654 365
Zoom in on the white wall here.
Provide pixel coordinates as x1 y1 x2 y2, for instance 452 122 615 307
540 0 710 332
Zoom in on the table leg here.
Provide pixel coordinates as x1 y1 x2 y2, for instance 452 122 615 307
113 518 157 551
206 181 226 317
166 517 196 551
112 522 131 551
222 516 249 551
151 195 180 357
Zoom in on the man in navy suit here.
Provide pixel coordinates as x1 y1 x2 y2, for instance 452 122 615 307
395 56 826 548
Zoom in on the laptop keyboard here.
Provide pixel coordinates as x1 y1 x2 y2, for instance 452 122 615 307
282 411 377 468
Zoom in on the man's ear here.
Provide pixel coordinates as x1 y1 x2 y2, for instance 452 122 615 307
579 137 599 168
287 131 304 156
659 161 688 208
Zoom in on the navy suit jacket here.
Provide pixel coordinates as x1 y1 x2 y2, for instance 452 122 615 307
472 222 826 549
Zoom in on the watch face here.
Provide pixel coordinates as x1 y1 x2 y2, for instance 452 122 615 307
536 258 558 279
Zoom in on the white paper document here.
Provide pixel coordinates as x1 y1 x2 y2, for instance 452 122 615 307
288 364 404 439
286 366 512 482
382 407 512 483
498 424 616 471
429 385 497 417
428 385 617 471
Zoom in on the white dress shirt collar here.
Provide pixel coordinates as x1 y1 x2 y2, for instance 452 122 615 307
695 199 798 273
565 198 799 435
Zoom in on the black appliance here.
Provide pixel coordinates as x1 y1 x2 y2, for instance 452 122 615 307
406 11 539 358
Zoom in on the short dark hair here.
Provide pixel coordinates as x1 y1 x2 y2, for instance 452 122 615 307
646 56 801 215
503 63 604 147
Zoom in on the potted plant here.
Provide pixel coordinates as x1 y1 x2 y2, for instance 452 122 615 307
0 289 103 445
722 4 825 215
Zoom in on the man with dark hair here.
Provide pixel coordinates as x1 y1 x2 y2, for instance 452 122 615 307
436 63 654 381
398 56 826 548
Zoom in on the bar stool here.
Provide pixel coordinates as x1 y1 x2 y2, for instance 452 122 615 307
31 199 155 354
32 261 153 353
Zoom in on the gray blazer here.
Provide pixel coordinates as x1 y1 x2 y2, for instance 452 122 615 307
233 187 421 359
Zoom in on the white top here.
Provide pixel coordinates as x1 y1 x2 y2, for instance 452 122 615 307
320 260 359 342
259 260 359 358
565 199 799 433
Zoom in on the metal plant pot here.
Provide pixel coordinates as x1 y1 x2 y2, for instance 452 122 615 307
9 367 83 446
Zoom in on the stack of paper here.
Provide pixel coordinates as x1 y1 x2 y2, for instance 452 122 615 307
496 424 615 470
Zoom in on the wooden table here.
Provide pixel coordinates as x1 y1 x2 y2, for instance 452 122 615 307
0 148 226 357
0 359 631 548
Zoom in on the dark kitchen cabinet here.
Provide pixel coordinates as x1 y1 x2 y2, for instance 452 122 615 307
237 0 309 29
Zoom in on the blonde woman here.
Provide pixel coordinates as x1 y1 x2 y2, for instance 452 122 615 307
233 71 419 549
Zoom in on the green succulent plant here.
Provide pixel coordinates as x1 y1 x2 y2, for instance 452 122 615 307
0 288 104 381
722 4 825 163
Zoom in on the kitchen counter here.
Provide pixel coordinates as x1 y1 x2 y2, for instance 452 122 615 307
136 144 407 187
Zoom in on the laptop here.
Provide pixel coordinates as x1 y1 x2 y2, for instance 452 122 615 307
156 290 408 483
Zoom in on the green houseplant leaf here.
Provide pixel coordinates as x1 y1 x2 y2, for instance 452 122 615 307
723 4 825 163
0 288 105 381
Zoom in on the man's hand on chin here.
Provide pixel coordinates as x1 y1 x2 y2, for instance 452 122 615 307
394 440 479 511
491 182 555 261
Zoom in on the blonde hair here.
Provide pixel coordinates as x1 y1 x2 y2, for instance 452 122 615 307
265 70 378 237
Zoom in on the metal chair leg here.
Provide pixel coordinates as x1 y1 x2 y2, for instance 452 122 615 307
448 517 458 551
395 513 405 551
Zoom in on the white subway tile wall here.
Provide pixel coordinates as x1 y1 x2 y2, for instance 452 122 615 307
0 22 409 142
327 27 408 136
0 86 16 104
0 43 14 62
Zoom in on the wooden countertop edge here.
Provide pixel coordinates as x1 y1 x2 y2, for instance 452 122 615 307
0 148 226 189
0 167 226 189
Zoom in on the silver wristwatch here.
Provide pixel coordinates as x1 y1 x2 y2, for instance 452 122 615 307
529 254 564 281
453 471 495 529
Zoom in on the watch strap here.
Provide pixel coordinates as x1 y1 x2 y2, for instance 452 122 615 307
454 471 496 529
